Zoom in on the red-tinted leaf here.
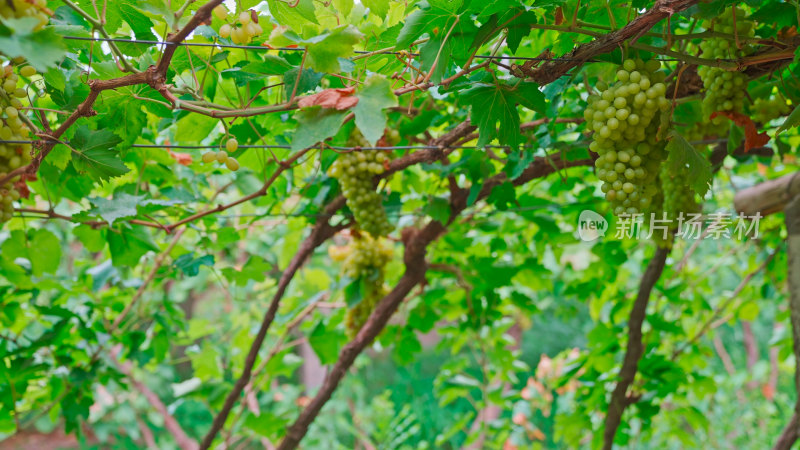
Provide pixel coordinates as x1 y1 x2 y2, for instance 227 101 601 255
169 150 193 166
298 87 359 110
555 7 565 26
14 174 35 199
710 111 770 151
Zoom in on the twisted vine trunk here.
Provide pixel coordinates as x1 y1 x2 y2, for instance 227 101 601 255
774 196 800 450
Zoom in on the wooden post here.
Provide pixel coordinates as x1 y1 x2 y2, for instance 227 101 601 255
734 172 800 217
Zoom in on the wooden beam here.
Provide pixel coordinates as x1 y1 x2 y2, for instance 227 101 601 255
734 172 800 217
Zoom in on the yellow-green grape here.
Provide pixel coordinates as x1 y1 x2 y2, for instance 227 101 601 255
230 26 247 45
213 4 228 21
328 130 394 236
202 151 216 164
219 24 232 39
215 150 228 163
0 62 35 224
586 58 671 216
238 11 251 25
697 7 754 124
225 138 238 152
339 235 394 338
225 157 240 171
19 66 36 78
751 96 791 125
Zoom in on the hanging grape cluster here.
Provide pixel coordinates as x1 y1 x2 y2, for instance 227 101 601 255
698 7 754 125
750 96 791 125
0 63 35 223
585 59 671 216
214 6 264 45
0 0 50 30
660 161 699 225
328 130 395 237
329 234 394 338
202 138 240 171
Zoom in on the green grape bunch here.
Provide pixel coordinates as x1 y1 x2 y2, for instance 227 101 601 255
0 63 35 223
329 234 394 338
0 0 50 30
697 7 755 125
585 59 671 216
214 5 265 45
750 96 791 125
202 138 240 171
328 130 394 237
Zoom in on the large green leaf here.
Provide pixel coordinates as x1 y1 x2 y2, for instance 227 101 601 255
396 0 465 49
291 107 349 151
461 82 546 147
70 126 130 182
0 18 66 71
354 75 398 145
665 131 712 198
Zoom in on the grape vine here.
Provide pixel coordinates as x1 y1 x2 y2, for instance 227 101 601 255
586 59 671 216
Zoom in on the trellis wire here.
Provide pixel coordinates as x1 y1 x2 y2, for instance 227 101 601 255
60 35 692 63
0 139 542 151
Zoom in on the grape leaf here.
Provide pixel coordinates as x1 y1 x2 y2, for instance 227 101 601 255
665 131 712 198
396 0 464 49
298 87 359 110
70 126 129 182
0 17 66 71
461 82 546 147
107 226 159 267
173 253 215 276
354 75 398 145
291 108 349 151
710 111 770 151
363 0 390 17
0 229 62 277
283 68 324 101
267 0 319 31
303 26 364 73
777 103 800 135
89 193 180 226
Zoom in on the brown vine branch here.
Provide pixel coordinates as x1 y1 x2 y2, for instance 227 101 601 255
517 0 701 84
111 347 198 450
602 246 670 450
197 198 346 450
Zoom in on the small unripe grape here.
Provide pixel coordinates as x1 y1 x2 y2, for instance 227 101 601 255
239 11 251 25
226 138 238 152
202 152 216 163
216 150 228 162
219 24 232 39
20 66 36 77
213 5 228 20
225 157 240 171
